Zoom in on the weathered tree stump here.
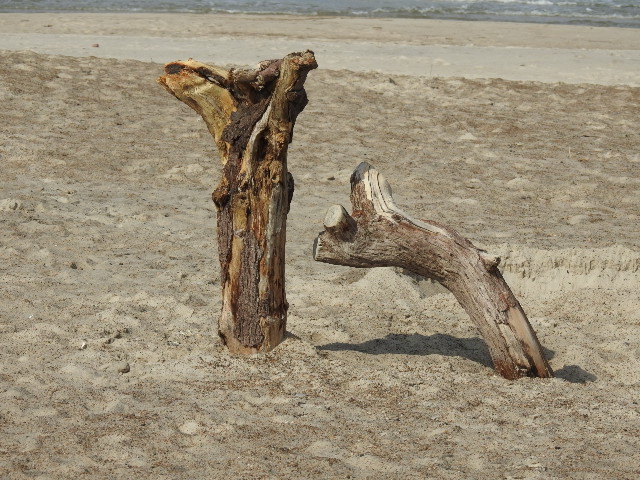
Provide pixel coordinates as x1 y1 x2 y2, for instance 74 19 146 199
313 162 553 379
159 51 317 353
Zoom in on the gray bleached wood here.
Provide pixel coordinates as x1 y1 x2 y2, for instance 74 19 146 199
313 162 553 379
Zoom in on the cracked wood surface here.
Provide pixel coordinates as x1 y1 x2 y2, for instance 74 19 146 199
159 51 317 353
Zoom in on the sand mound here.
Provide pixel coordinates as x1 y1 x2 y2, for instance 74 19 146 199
498 244 640 296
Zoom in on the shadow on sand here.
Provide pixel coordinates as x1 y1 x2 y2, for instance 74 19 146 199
319 333 596 382
318 333 495 369
553 364 597 383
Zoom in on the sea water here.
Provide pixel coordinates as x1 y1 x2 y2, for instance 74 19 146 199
0 0 638 28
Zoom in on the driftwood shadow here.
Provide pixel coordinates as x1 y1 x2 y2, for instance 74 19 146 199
553 364 597 383
319 333 560 374
319 333 495 369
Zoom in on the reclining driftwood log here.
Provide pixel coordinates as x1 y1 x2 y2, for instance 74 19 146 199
313 163 553 380
159 50 552 379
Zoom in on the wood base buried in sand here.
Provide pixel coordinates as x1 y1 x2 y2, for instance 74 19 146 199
159 51 317 353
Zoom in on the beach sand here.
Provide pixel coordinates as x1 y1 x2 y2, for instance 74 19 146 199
1 13 639 479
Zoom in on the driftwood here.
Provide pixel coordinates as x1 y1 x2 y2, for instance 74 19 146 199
313 162 553 379
159 51 317 353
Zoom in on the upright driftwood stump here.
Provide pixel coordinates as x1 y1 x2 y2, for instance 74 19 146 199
314 163 553 379
159 51 317 353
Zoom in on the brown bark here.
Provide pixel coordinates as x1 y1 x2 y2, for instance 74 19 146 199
159 51 317 353
313 162 553 379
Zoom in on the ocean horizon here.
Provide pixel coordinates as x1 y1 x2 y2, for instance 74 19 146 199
0 0 639 29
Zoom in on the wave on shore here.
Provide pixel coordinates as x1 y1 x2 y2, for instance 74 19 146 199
1 0 639 28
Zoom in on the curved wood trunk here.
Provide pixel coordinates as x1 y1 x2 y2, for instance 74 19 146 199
313 162 553 379
159 51 317 353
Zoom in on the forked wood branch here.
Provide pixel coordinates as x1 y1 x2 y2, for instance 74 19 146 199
313 162 553 379
159 51 317 353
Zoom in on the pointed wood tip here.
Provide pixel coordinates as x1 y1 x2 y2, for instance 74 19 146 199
159 59 231 89
351 162 372 186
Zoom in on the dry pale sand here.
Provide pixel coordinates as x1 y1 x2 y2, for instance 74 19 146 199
1 13 640 85
1 13 640 480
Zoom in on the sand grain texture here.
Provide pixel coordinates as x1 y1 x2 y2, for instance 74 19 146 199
1 15 640 479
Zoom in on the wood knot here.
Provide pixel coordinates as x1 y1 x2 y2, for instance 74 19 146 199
479 250 501 270
212 185 230 208
324 205 357 242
